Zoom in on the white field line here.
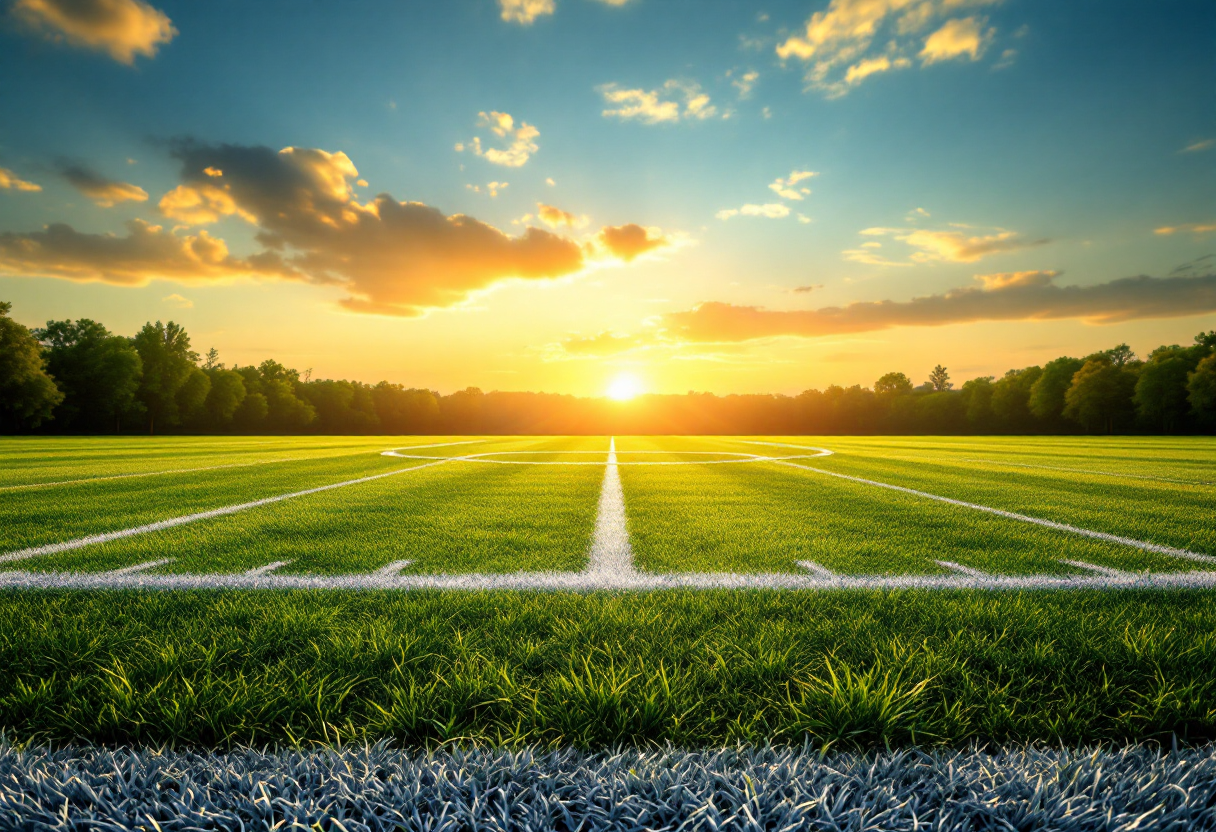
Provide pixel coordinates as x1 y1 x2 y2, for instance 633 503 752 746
1060 559 1132 578
1 441 482 493
585 438 635 577
105 558 174 576
382 449 832 466
245 561 291 577
772 460 1216 565
3 568 1216 591
0 457 455 565
374 560 413 577
797 560 837 578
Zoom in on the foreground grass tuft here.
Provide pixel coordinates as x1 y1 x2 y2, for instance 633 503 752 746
2 589 1215 749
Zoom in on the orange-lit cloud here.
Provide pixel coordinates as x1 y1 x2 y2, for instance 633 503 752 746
776 0 999 97
58 162 148 206
558 330 659 357
498 0 554 24
537 203 588 229
919 17 992 64
456 111 540 167
12 0 176 64
0 219 294 286
597 223 670 261
598 80 717 124
663 271 1216 342
851 225 1044 264
1155 222 1216 237
0 167 42 192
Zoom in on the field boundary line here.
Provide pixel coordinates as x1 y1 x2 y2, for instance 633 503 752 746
772 460 1216 565
0 457 456 566
0 441 482 493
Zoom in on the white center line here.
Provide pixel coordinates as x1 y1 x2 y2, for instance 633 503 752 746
584 437 636 577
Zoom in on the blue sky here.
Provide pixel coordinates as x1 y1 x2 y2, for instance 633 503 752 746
1 0 1213 395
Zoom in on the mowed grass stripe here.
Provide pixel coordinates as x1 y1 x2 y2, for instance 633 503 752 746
14 437 606 576
0 445 487 553
618 438 1202 576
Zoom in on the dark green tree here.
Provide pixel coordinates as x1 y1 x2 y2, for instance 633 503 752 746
1134 345 1202 432
960 376 995 431
874 372 914 396
132 321 199 434
203 368 247 428
0 301 63 431
1188 354 1216 426
927 365 952 392
35 318 142 432
990 366 1043 430
1029 356 1084 423
1064 355 1139 433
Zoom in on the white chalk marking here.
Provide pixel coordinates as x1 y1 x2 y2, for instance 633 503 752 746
797 560 837 579
105 559 174 576
373 560 413 577
772 460 1216 565
1060 559 1131 578
0 457 455 565
1 441 482 493
245 561 291 577
935 560 988 577
959 457 1211 487
381 448 834 466
585 438 635 577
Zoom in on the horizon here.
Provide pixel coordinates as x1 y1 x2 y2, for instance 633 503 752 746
1 0 1214 398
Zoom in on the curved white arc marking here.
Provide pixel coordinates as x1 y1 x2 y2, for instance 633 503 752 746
773 460 1216 564
0 457 454 565
585 437 635 577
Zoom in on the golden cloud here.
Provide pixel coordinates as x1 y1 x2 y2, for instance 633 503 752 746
598 80 718 124
768 170 817 200
0 167 42 192
776 0 999 97
716 203 791 221
1155 222 1216 237
663 271 1216 342
498 0 554 24
537 203 588 229
457 112 540 167
12 0 176 64
852 225 1044 264
920 16 991 65
598 224 669 261
0 219 294 286
58 162 148 207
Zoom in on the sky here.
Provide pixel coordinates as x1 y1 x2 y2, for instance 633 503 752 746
0 0 1213 397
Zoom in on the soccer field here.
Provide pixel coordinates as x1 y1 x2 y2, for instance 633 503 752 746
1 435 1214 585
2 435 1215 749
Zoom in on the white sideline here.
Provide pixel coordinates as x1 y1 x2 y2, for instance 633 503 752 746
0 456 455 565
585 438 635 577
772 460 1216 565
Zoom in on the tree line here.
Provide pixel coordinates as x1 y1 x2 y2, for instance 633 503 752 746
2 301 1214 435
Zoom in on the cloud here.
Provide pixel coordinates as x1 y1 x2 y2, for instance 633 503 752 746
906 206 931 220
776 0 999 97
1181 139 1214 153
716 203 791 221
58 162 148 206
0 219 295 286
498 0 554 24
558 330 658 357
466 181 509 197
537 203 588 229
1155 222 1216 237
11 0 175 64
663 271 1216 342
732 69 760 98
162 292 193 308
0 167 42 192
598 224 669 261
919 16 991 64
852 225 1044 264
768 169 816 200
599 80 718 124
457 111 539 167
792 284 822 293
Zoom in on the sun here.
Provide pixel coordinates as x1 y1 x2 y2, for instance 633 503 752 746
606 372 642 401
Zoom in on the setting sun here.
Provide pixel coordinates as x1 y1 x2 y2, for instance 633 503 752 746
606 373 642 401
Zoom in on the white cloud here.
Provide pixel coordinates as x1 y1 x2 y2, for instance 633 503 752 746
456 111 539 167
716 203 791 220
732 69 760 98
1181 139 1214 154
768 169 816 200
849 223 1044 264
599 80 718 124
498 0 554 24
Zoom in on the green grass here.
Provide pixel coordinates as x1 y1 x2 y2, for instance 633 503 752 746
1 589 1214 749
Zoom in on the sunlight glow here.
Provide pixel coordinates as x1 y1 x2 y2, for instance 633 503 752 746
606 373 642 401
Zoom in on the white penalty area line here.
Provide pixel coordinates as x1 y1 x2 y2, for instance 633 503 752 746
0 441 481 493
771 459 1216 565
0 455 460 565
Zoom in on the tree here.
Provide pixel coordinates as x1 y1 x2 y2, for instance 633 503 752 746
0 301 63 431
132 321 199 434
1189 354 1216 426
1029 356 1084 423
928 365 952 392
202 347 221 370
874 372 913 396
177 367 212 425
990 366 1042 430
960 376 994 431
1134 346 1201 432
203 368 247 427
35 318 142 432
1104 343 1136 367
1064 355 1139 433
